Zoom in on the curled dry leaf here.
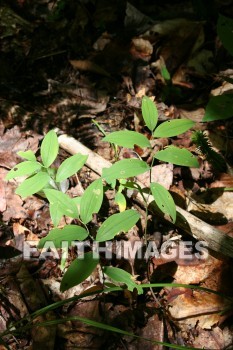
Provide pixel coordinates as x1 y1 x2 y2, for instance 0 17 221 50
130 38 153 60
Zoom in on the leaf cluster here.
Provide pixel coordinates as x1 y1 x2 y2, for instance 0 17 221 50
6 97 198 294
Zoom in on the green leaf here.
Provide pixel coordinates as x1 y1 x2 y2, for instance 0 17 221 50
41 130 59 168
203 95 233 122
96 209 140 242
102 159 150 184
80 179 103 224
48 203 63 227
60 252 99 292
72 196 82 214
44 189 79 226
72 196 82 205
154 146 199 167
161 65 171 81
217 14 233 56
15 172 50 198
17 150 36 161
141 96 158 132
153 119 195 138
115 192 126 212
102 130 151 148
6 161 42 180
38 225 88 249
103 266 143 294
150 182 176 222
56 153 88 182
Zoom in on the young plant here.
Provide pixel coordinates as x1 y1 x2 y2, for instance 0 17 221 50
6 96 198 295
5 131 142 293
102 96 198 225
158 58 182 103
6 130 87 197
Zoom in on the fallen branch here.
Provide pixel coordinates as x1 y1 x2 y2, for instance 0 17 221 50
58 133 233 258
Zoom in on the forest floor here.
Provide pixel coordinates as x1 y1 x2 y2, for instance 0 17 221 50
1 1 233 349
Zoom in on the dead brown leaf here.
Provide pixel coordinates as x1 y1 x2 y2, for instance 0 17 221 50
137 164 173 189
130 38 153 60
168 290 229 329
137 311 164 350
0 169 7 212
3 182 28 221
70 59 111 77
210 173 233 189
192 326 228 350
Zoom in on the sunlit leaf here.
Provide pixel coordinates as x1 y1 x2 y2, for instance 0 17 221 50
141 96 158 132
217 14 233 56
60 252 99 292
15 172 50 198
150 182 176 222
48 202 63 228
80 179 103 224
56 153 88 182
6 161 42 180
103 266 143 294
203 95 233 122
115 192 127 212
72 197 82 205
41 130 59 168
96 209 140 242
153 119 195 138
102 130 151 148
44 189 79 226
38 225 88 249
17 150 36 161
102 159 150 184
154 146 199 167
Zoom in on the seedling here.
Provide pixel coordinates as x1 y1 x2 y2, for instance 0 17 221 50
6 96 198 293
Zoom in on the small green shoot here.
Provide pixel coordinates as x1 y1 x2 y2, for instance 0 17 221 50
96 209 140 242
60 252 99 292
141 96 158 131
80 178 104 224
103 266 143 294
